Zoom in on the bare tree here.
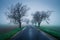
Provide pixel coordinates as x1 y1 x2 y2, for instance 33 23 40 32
33 11 52 27
25 19 29 24
31 19 37 25
7 3 29 28
22 18 29 24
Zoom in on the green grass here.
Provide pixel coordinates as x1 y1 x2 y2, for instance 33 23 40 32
39 26 60 39
0 27 23 40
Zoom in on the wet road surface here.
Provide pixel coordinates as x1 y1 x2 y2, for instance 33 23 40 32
10 25 55 40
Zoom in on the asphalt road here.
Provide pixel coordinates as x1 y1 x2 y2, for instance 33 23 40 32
10 25 56 40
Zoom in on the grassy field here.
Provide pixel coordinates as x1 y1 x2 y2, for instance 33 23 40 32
0 27 23 40
39 26 60 39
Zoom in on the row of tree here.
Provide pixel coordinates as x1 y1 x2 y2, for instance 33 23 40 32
7 3 52 28
32 11 52 27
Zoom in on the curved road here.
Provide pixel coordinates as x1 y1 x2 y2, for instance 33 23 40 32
10 25 56 40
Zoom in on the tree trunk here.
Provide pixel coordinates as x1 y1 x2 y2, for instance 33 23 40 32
19 21 21 28
38 22 40 27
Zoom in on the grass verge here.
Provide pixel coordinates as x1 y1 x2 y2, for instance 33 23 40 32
39 26 60 40
0 27 23 40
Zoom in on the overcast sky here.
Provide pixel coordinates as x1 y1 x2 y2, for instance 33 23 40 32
0 0 60 26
